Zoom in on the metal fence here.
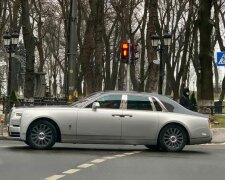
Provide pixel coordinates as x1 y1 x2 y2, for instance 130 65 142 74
0 97 225 115
0 97 71 114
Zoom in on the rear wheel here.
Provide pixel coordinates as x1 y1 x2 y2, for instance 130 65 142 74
159 124 187 152
27 120 57 149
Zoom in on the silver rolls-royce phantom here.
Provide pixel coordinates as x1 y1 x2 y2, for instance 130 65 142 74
8 91 212 152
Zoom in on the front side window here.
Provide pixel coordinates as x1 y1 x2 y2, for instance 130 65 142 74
127 95 153 111
86 94 122 109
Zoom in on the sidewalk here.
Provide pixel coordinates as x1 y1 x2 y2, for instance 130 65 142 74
1 126 225 143
0 125 10 140
211 128 225 143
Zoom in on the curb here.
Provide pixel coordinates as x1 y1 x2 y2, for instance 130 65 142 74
0 135 20 141
211 128 225 143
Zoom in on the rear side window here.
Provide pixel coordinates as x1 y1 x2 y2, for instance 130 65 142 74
127 95 153 111
152 98 163 111
161 101 174 112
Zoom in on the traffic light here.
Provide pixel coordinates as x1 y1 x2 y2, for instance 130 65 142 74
130 44 139 64
121 42 130 63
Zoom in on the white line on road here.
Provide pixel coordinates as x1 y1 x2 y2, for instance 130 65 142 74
77 163 94 168
63 169 80 174
103 156 117 159
91 158 106 163
45 175 65 180
45 150 142 180
0 145 25 148
114 154 126 157
200 143 225 145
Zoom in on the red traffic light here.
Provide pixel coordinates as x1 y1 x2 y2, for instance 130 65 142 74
121 42 129 63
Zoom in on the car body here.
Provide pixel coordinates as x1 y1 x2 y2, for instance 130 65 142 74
8 91 212 152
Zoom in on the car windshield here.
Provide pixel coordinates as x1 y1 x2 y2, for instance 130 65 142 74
71 92 102 108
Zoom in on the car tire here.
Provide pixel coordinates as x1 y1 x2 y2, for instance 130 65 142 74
159 124 187 152
145 145 161 151
27 120 57 149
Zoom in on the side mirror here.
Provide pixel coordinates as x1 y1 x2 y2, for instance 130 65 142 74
92 102 100 111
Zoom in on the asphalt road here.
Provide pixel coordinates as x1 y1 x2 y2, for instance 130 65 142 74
0 140 225 180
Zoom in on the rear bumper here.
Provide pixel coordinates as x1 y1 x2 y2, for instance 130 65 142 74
190 135 212 145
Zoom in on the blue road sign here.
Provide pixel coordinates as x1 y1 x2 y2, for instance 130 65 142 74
217 52 225 66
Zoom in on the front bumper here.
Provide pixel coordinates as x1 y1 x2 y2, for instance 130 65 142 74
8 125 20 137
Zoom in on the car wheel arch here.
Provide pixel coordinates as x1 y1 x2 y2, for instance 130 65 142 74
157 122 190 145
26 118 61 143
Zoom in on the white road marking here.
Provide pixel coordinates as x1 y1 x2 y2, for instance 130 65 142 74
45 175 65 180
123 152 136 155
132 151 141 154
91 159 106 163
114 154 126 157
45 150 142 180
77 163 94 168
63 169 80 174
201 143 225 145
104 156 117 159
0 145 25 148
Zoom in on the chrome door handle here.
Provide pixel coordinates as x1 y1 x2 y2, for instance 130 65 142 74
112 114 132 118
112 114 123 117
124 114 132 117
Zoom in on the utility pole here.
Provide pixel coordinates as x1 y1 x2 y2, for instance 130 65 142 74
67 0 78 102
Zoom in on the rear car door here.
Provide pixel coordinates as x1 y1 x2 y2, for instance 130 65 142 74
121 95 159 140
77 94 123 140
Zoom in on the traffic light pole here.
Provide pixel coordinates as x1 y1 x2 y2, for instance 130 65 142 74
126 63 130 91
126 43 131 91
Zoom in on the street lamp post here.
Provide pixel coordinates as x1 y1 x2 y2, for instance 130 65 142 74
151 31 171 94
3 31 19 110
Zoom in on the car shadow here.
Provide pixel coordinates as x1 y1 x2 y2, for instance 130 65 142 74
6 144 211 156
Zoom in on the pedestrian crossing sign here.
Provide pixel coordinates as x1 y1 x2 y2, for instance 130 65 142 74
217 52 225 66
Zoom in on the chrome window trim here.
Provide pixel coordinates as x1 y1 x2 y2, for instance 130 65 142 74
149 97 156 111
121 94 127 109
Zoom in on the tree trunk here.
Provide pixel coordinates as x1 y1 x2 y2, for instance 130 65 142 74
21 0 35 98
93 0 104 92
198 0 214 109
145 0 159 92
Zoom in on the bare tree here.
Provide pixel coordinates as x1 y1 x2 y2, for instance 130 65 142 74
21 0 35 98
198 0 214 107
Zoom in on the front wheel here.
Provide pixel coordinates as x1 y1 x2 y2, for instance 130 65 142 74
159 125 187 152
27 120 57 149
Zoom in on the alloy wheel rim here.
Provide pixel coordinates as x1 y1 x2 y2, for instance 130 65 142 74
163 127 184 150
31 124 53 146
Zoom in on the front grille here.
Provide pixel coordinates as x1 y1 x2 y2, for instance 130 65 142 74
10 132 20 137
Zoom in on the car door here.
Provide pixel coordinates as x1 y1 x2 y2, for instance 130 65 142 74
77 94 123 140
121 94 159 141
